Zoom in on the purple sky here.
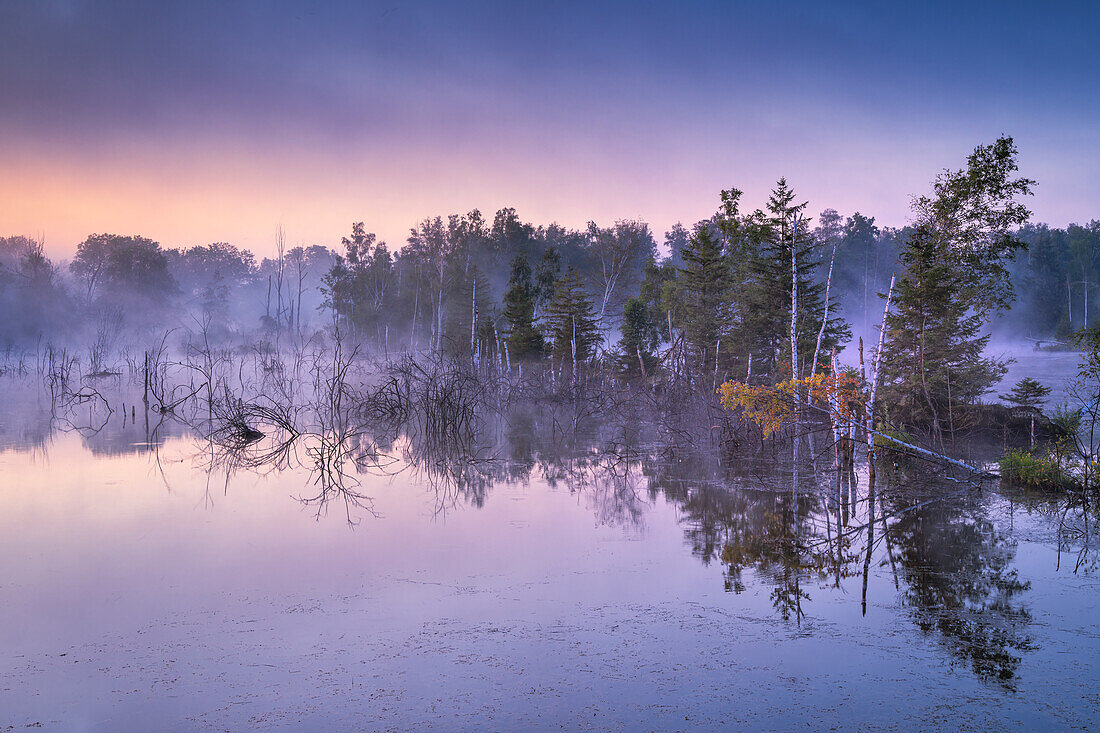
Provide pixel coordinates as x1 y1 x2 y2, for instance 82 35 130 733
1 0 1097 257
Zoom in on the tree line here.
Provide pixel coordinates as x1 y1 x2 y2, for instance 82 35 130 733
0 137 1072 433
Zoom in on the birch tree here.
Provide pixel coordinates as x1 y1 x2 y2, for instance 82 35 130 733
584 220 655 336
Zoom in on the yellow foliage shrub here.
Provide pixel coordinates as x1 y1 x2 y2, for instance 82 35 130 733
718 370 864 437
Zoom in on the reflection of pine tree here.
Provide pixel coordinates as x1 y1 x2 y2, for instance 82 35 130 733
641 451 825 620
888 495 1034 688
545 268 600 371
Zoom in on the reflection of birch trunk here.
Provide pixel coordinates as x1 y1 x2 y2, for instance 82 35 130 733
862 476 876 617
881 490 899 591
833 466 843 587
867 273 895 483
841 462 850 526
792 428 803 624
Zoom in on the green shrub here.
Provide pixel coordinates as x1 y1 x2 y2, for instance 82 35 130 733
998 450 1079 491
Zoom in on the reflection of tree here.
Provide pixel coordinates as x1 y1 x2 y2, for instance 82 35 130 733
643 448 836 620
0 382 57 453
1054 500 1100 575
887 494 1034 687
1002 487 1100 575
401 434 501 515
541 447 648 529
8 349 1044 689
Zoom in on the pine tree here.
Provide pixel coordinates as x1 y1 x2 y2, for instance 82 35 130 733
533 246 561 318
880 137 1034 434
678 220 733 372
999 377 1051 411
1001 376 1051 446
617 296 661 377
501 255 544 360
737 179 849 380
545 267 600 372
878 223 1006 431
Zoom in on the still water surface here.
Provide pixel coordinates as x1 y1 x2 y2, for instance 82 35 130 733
1 352 1098 731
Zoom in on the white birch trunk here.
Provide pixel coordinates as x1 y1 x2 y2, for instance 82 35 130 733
571 315 578 389
470 279 477 363
811 238 840 376
790 213 801 381
867 273 896 473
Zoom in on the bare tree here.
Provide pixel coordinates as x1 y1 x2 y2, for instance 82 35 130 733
585 220 655 337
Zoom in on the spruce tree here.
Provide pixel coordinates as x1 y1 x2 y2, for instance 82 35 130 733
879 137 1034 434
617 296 661 377
738 179 849 380
501 255 544 359
533 246 561 318
545 267 600 370
639 255 677 343
678 220 733 373
878 223 1005 430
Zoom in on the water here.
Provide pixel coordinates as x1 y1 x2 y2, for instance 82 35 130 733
2 350 1099 731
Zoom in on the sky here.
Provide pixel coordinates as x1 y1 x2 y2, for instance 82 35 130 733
1 0 1097 258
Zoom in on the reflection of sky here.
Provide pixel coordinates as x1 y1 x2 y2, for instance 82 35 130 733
1 1 1097 256
1 431 1099 727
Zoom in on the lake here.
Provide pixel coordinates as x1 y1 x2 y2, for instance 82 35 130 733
1 346 1098 731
